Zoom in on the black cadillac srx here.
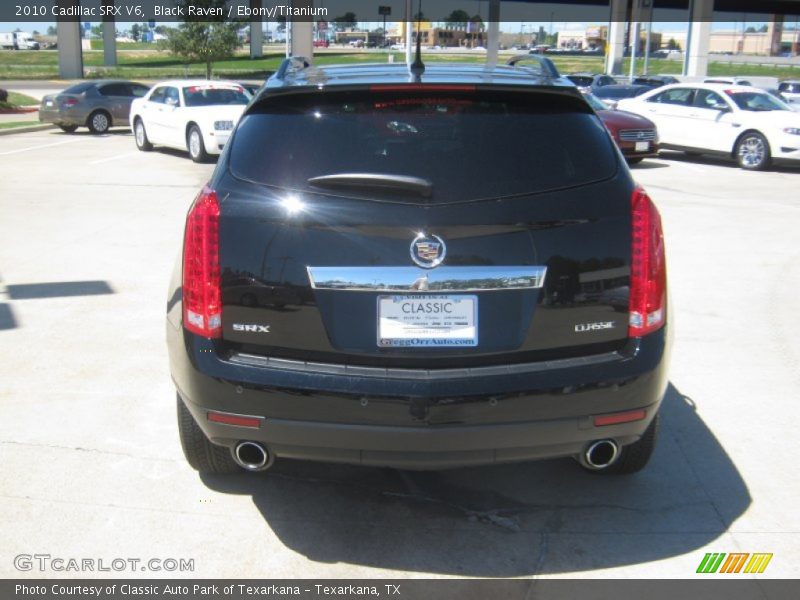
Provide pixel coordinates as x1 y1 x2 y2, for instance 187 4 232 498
167 56 671 475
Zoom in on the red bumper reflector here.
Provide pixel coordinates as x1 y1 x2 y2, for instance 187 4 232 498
207 411 261 429
594 409 647 427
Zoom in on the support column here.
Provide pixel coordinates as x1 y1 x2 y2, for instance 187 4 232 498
405 0 413 66
102 1 116 67
605 0 627 75
767 15 784 57
685 0 713 78
486 0 500 68
250 0 263 58
57 4 83 79
288 1 314 60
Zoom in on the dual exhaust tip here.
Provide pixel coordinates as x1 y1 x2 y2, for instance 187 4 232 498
579 439 620 470
231 439 620 472
232 441 274 472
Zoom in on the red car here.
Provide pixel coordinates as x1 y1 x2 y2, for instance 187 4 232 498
584 92 659 164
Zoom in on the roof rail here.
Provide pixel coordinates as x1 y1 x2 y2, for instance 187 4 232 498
273 56 311 81
506 54 560 78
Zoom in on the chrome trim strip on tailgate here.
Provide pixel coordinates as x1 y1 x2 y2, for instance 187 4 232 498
227 348 626 380
306 266 547 292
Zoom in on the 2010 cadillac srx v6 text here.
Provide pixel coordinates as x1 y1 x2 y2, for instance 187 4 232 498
167 55 671 476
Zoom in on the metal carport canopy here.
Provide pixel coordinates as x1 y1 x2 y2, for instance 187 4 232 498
499 0 800 16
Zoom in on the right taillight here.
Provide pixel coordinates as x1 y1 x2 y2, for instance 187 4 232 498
182 186 222 338
629 186 666 337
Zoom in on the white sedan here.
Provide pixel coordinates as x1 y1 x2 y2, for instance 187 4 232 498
129 80 250 162
617 82 800 170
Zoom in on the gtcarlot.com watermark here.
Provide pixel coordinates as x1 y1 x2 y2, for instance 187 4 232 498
14 554 194 573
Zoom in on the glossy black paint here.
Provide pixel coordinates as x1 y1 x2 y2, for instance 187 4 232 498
167 63 671 468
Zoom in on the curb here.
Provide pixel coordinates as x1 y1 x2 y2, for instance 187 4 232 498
0 124 56 136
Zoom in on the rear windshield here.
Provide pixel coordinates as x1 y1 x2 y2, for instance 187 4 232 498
183 85 249 107
725 90 789 112
567 76 594 87
778 82 800 93
229 90 617 203
62 82 94 95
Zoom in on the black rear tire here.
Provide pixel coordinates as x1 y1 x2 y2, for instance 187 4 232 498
176 395 241 474
626 157 644 165
582 413 659 475
735 131 771 171
134 118 152 151
187 125 209 163
87 110 111 134
58 124 78 133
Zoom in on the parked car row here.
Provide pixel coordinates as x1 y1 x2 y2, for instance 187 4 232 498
568 71 800 170
39 78 256 162
617 83 800 170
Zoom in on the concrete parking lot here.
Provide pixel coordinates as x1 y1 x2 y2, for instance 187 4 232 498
0 127 799 579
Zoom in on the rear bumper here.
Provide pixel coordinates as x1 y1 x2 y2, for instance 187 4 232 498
203 129 231 155
169 324 670 469
38 107 82 126
618 141 659 159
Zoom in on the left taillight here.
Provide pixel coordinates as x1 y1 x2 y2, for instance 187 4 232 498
628 186 667 337
182 186 222 338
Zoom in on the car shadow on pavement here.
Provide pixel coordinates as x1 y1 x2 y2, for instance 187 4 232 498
0 303 17 330
6 280 114 300
200 382 750 576
629 160 669 170
54 129 131 137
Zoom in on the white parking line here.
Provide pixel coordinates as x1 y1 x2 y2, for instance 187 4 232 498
0 139 80 156
89 151 139 165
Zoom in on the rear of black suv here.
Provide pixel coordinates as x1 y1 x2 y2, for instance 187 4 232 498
167 62 671 475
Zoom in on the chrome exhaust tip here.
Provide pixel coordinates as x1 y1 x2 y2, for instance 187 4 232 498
232 441 273 472
580 439 620 470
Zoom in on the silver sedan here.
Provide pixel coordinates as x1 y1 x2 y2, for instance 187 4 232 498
39 80 151 134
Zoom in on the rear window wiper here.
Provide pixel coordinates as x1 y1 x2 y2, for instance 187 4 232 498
307 173 433 198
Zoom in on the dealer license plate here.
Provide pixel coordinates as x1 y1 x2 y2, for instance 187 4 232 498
635 141 650 152
377 295 478 347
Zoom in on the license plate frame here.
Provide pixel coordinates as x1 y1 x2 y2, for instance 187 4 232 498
377 294 478 348
635 141 650 152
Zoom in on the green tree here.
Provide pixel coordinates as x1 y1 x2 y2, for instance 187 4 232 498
163 0 239 79
445 9 470 29
333 12 358 31
130 23 142 41
46 25 57 36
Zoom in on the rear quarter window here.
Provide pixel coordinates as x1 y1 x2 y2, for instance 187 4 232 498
62 82 94 95
229 90 618 204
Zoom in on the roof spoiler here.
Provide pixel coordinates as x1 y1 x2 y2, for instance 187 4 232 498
506 54 560 78
273 56 311 82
